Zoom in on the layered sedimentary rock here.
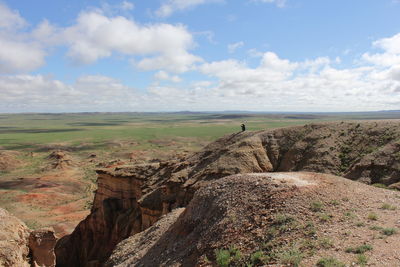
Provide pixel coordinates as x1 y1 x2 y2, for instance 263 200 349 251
29 228 57 267
56 121 400 266
0 208 30 267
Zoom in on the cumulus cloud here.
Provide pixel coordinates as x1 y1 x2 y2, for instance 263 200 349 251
61 10 201 72
200 52 297 82
0 74 139 112
362 33 400 67
0 3 26 29
155 0 223 18
0 3 48 73
195 47 400 111
228 41 244 53
154 71 182 83
0 37 46 73
0 3 202 73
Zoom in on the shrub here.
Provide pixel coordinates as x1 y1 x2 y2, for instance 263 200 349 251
345 244 372 254
310 201 324 212
215 247 242 267
278 248 303 267
330 200 340 206
367 213 378 221
319 237 334 249
316 257 346 267
381 203 396 210
344 211 356 220
381 228 397 236
273 213 298 232
357 254 368 266
215 249 231 267
355 222 365 227
274 213 295 224
304 221 317 236
250 251 266 265
318 213 333 222
369 225 383 231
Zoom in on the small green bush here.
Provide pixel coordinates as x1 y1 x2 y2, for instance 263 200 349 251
278 248 303 267
344 211 356 219
318 213 333 222
316 257 346 267
381 203 396 210
330 200 340 206
310 201 324 212
215 249 231 267
355 222 365 227
367 213 378 221
369 225 383 231
304 221 317 236
250 251 266 265
274 213 295 224
345 244 372 254
381 228 397 236
319 237 334 249
357 254 368 266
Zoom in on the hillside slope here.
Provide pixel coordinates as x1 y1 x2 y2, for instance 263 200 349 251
55 121 400 266
107 172 400 266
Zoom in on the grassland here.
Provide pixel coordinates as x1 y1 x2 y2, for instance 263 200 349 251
2 111 399 153
0 112 314 152
1 111 400 234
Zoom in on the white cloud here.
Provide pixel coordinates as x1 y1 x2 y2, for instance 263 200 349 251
251 0 287 8
362 33 400 67
62 11 201 72
200 52 297 82
155 0 285 17
155 0 223 18
0 37 46 73
120 1 134 11
194 47 400 111
0 3 202 73
154 70 182 83
228 41 244 53
0 74 139 112
0 3 26 30
373 33 400 54
0 3 49 73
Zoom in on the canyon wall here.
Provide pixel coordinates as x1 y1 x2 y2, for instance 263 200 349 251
56 121 400 266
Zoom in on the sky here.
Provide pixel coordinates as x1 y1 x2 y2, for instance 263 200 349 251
1 0 400 112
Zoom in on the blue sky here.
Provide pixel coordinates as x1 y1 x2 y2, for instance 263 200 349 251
1 0 400 112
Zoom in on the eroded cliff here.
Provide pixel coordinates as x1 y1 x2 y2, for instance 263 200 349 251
55 121 400 266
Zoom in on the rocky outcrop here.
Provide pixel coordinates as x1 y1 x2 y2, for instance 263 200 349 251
106 173 306 267
46 151 74 170
0 150 22 172
29 229 57 267
0 207 58 267
55 121 400 266
106 172 400 266
0 208 30 267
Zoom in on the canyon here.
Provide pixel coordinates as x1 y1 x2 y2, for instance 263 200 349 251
53 121 400 266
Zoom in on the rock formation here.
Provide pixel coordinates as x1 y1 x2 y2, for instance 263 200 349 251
0 150 22 172
0 208 58 267
108 172 400 266
56 121 400 266
0 208 30 267
46 151 74 170
29 228 57 267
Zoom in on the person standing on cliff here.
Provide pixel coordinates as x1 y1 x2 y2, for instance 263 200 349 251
241 123 246 132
